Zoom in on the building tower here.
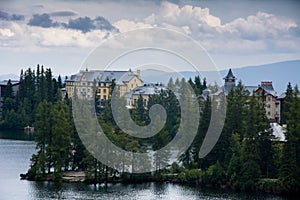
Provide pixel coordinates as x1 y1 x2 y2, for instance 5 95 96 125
224 68 236 94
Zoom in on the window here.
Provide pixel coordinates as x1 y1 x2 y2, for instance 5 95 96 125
267 104 271 108
268 111 270 116
268 96 271 102
103 89 106 94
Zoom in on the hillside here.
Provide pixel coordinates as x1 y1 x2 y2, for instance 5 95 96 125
141 60 300 93
0 60 299 93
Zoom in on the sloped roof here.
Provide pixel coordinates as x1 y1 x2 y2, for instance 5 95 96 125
67 70 140 85
245 86 259 96
255 86 278 97
278 93 286 99
224 68 236 79
124 85 166 98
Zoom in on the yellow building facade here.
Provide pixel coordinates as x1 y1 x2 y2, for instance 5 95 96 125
65 69 142 102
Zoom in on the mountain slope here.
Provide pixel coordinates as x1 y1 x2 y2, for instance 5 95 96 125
141 60 300 93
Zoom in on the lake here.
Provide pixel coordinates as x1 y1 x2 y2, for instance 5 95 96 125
0 130 293 200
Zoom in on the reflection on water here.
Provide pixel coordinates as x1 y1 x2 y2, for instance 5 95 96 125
26 181 289 200
0 131 294 200
0 129 34 141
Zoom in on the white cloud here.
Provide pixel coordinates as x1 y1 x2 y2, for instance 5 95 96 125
109 2 298 54
1 1 299 74
0 21 110 50
151 2 221 28
113 19 153 32
2 1 297 54
223 12 297 40
0 28 15 37
31 27 108 47
140 2 299 54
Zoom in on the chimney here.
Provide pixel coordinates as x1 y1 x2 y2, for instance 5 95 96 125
261 81 272 86
137 69 141 79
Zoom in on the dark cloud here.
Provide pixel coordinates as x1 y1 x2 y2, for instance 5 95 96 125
28 13 54 28
64 16 95 33
0 11 25 21
27 13 117 32
49 11 77 17
65 16 117 32
94 16 115 30
63 16 117 32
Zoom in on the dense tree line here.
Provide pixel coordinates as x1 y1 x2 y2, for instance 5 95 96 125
6 66 298 194
179 81 300 194
0 65 64 129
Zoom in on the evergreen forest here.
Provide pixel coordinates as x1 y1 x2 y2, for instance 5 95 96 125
1 65 299 195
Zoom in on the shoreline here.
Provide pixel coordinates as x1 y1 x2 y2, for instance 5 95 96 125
20 171 296 197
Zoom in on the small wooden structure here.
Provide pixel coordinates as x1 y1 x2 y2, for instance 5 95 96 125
24 126 34 134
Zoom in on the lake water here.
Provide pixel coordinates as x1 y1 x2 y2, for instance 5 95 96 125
0 130 293 200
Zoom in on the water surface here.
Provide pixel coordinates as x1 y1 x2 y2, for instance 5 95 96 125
0 130 292 200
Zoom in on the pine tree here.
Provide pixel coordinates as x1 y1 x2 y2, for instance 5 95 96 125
45 68 53 102
51 100 71 180
281 82 293 125
208 82 248 168
2 79 14 98
136 94 146 123
194 75 202 95
167 77 175 90
226 133 241 186
192 96 211 169
57 75 63 89
178 78 199 168
239 95 262 191
279 85 300 193
29 101 52 179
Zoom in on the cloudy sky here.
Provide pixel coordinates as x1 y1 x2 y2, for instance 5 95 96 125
0 0 300 76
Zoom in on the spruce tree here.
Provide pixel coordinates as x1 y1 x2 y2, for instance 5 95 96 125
51 100 71 180
239 95 262 191
281 82 293 125
279 85 300 193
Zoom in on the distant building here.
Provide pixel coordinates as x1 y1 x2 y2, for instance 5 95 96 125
65 69 143 104
224 68 237 94
0 79 20 111
124 84 167 109
223 69 281 123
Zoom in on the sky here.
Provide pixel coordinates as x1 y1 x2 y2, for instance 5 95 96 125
0 0 300 76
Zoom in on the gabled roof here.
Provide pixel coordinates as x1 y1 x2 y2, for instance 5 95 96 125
124 84 166 98
277 93 286 99
255 85 278 97
245 86 259 96
67 70 141 85
224 68 236 80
